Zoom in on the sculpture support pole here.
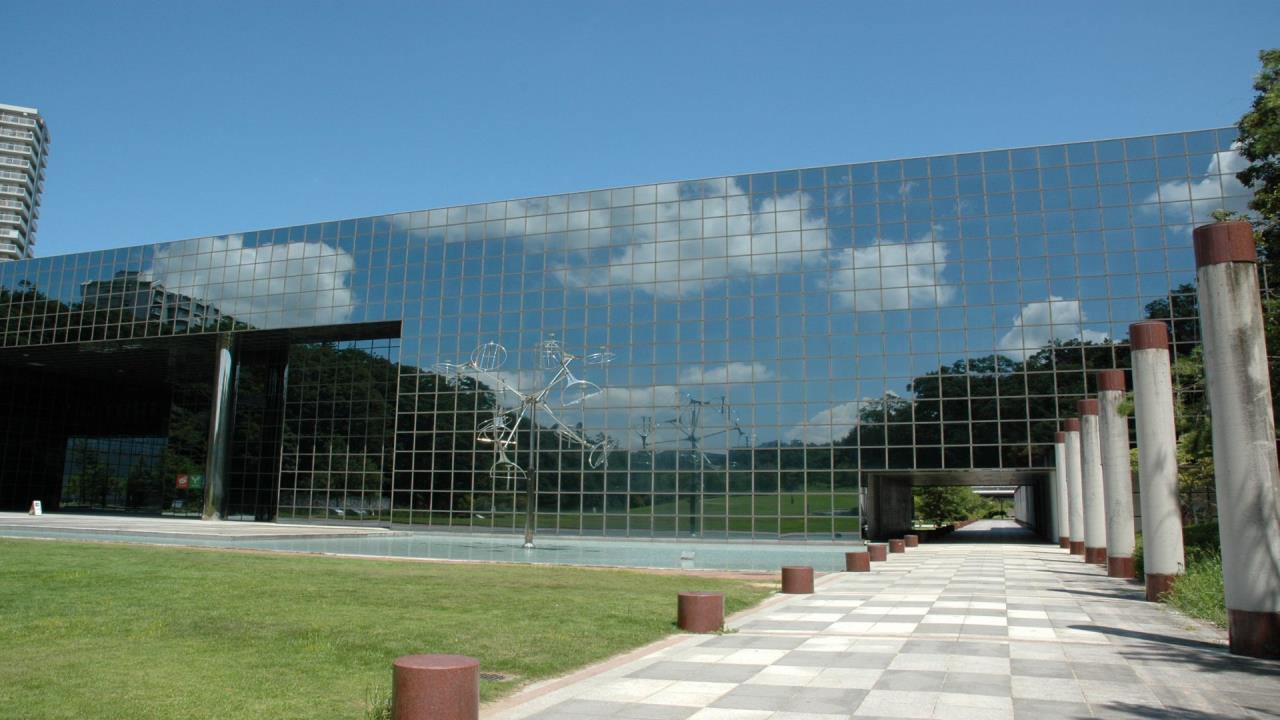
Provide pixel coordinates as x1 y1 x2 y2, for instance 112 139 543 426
1097 370 1136 578
1130 321 1185 601
523 398 538 549
1194 220 1280 658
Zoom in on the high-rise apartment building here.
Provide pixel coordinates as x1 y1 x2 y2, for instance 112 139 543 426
0 103 49 261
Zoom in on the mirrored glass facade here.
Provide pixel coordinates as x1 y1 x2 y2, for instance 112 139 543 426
0 128 1250 540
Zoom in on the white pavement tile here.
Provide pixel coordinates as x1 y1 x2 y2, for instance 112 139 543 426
722 649 790 665
854 690 939 718
588 678 674 702
686 709 772 720
807 667 883 689
641 680 737 707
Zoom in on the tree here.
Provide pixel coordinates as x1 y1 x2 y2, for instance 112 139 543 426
914 486 994 526
1239 49 1280 258
1236 49 1280 416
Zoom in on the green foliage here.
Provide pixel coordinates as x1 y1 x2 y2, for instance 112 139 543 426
1236 49 1280 416
1133 523 1225 627
1238 49 1280 247
0 539 770 720
913 486 996 526
1166 554 1227 628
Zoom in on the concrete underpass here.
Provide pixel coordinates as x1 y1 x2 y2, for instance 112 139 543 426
863 469 1052 543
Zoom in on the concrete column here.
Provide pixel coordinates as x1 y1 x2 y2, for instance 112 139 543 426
1097 370 1137 578
202 333 236 521
1130 320 1185 601
1079 399 1108 565
1054 432 1070 548
1064 419 1085 555
1194 220 1280 659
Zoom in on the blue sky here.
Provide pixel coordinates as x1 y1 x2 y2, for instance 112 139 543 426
10 0 1280 257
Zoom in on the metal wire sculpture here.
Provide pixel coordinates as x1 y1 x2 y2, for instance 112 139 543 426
433 338 614 548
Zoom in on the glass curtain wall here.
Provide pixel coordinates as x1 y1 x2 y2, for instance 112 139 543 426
0 128 1249 539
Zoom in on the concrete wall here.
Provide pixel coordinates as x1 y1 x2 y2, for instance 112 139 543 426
868 475 914 541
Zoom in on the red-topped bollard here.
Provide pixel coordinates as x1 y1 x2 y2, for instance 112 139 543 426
844 551 871 572
904 534 919 548
889 538 905 553
393 654 479 720
781 566 814 593
677 592 724 633
868 543 888 561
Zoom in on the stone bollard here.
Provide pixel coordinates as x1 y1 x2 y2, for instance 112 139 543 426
1097 369 1137 579
1194 220 1280 659
888 538 905 553
904 534 919 548
393 654 479 720
1078 400 1108 566
781 566 814 594
1064 418 1085 555
677 592 724 633
868 543 888 562
1130 320 1186 601
845 551 871 572
1054 432 1070 548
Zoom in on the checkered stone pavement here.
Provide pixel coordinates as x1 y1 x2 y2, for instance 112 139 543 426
489 522 1280 719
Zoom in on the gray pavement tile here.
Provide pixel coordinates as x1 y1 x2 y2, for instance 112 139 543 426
900 639 1009 657
776 651 895 669
738 621 836 631
940 671 1012 697
699 635 808 650
526 699 700 719
1070 662 1140 684
958 625 1008 637
913 623 964 635
1009 658 1074 678
1011 698 1092 719
627 661 765 683
711 686 867 714
872 670 947 692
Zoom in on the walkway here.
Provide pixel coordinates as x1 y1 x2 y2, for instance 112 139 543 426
940 518 1041 543
489 540 1280 719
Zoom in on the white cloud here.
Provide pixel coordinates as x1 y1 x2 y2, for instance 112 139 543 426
678 362 774 385
825 225 955 311
1145 147 1250 221
997 296 1109 360
786 400 866 444
142 234 355 328
552 178 829 297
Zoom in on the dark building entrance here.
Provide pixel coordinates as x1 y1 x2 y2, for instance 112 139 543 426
0 321 399 520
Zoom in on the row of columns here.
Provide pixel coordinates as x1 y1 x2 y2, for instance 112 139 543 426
1050 221 1280 659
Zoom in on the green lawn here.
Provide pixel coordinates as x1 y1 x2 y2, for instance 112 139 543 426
0 539 771 720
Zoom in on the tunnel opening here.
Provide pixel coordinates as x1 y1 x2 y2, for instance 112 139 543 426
863 469 1053 544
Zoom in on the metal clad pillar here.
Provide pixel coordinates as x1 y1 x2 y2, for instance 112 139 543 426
202 333 236 521
1194 220 1280 658
1098 370 1136 578
1054 432 1070 548
1064 418 1085 555
1079 400 1108 565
